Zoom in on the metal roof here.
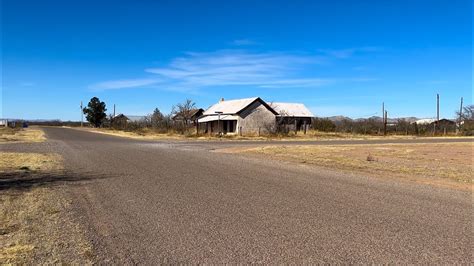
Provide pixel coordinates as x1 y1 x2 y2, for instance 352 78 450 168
203 97 259 115
198 115 239 123
126 115 148 122
115 114 148 122
414 118 454 125
270 102 314 117
414 118 436 125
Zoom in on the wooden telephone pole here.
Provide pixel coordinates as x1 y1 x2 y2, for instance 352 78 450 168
382 102 385 135
457 97 463 134
437 94 440 122
80 101 83 127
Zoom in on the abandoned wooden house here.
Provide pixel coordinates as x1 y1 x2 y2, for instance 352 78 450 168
111 114 148 128
197 97 279 135
270 102 314 131
172 108 204 125
197 97 314 135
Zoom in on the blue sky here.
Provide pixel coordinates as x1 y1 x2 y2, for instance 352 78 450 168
2 0 472 120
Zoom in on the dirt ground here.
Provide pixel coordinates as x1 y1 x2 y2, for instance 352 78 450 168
218 142 473 190
0 127 45 143
0 136 92 263
75 127 472 142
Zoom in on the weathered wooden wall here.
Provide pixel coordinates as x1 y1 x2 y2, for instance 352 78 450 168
238 101 276 135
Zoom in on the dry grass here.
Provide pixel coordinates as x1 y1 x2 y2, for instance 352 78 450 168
80 127 185 140
218 142 473 188
0 152 92 264
0 127 45 143
0 153 62 172
79 127 473 141
0 186 93 264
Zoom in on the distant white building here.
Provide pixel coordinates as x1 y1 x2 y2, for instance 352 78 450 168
414 118 455 125
0 119 8 127
414 118 437 125
113 114 148 123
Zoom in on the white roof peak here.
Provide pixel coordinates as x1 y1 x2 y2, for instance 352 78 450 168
203 97 260 115
270 102 314 117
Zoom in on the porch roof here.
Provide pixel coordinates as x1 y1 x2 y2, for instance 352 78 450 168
197 115 239 123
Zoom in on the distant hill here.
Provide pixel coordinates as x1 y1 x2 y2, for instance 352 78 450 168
325 116 352 122
319 116 421 124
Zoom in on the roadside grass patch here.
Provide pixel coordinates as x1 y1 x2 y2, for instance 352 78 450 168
0 153 62 172
0 152 92 264
0 128 45 143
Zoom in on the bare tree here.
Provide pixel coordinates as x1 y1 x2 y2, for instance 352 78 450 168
457 105 474 121
172 99 196 125
171 99 197 134
456 105 474 135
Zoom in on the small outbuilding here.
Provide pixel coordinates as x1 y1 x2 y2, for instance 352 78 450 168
172 108 204 125
270 102 314 131
0 119 8 127
112 114 148 127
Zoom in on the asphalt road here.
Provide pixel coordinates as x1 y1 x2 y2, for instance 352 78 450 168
34 127 472 263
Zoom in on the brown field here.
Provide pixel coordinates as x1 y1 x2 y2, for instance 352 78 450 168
77 127 185 140
0 152 92 263
78 127 473 141
0 127 45 143
218 142 473 189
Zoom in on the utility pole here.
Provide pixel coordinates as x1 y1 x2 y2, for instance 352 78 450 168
457 97 463 134
384 110 388 136
80 101 83 127
382 102 385 135
113 104 116 117
435 93 440 134
437 94 440 122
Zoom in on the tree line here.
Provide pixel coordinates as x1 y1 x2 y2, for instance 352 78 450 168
82 96 474 136
82 97 199 134
311 105 474 136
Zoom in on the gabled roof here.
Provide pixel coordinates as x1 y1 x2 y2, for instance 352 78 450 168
414 118 436 125
270 102 314 117
114 114 147 122
172 108 204 120
414 118 455 125
203 97 278 116
126 115 148 122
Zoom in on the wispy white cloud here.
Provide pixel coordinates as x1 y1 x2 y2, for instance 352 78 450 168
230 39 260 46
144 50 329 90
317 46 381 59
90 48 378 92
90 78 160 90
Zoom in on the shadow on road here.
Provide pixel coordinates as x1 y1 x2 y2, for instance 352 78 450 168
0 170 110 191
